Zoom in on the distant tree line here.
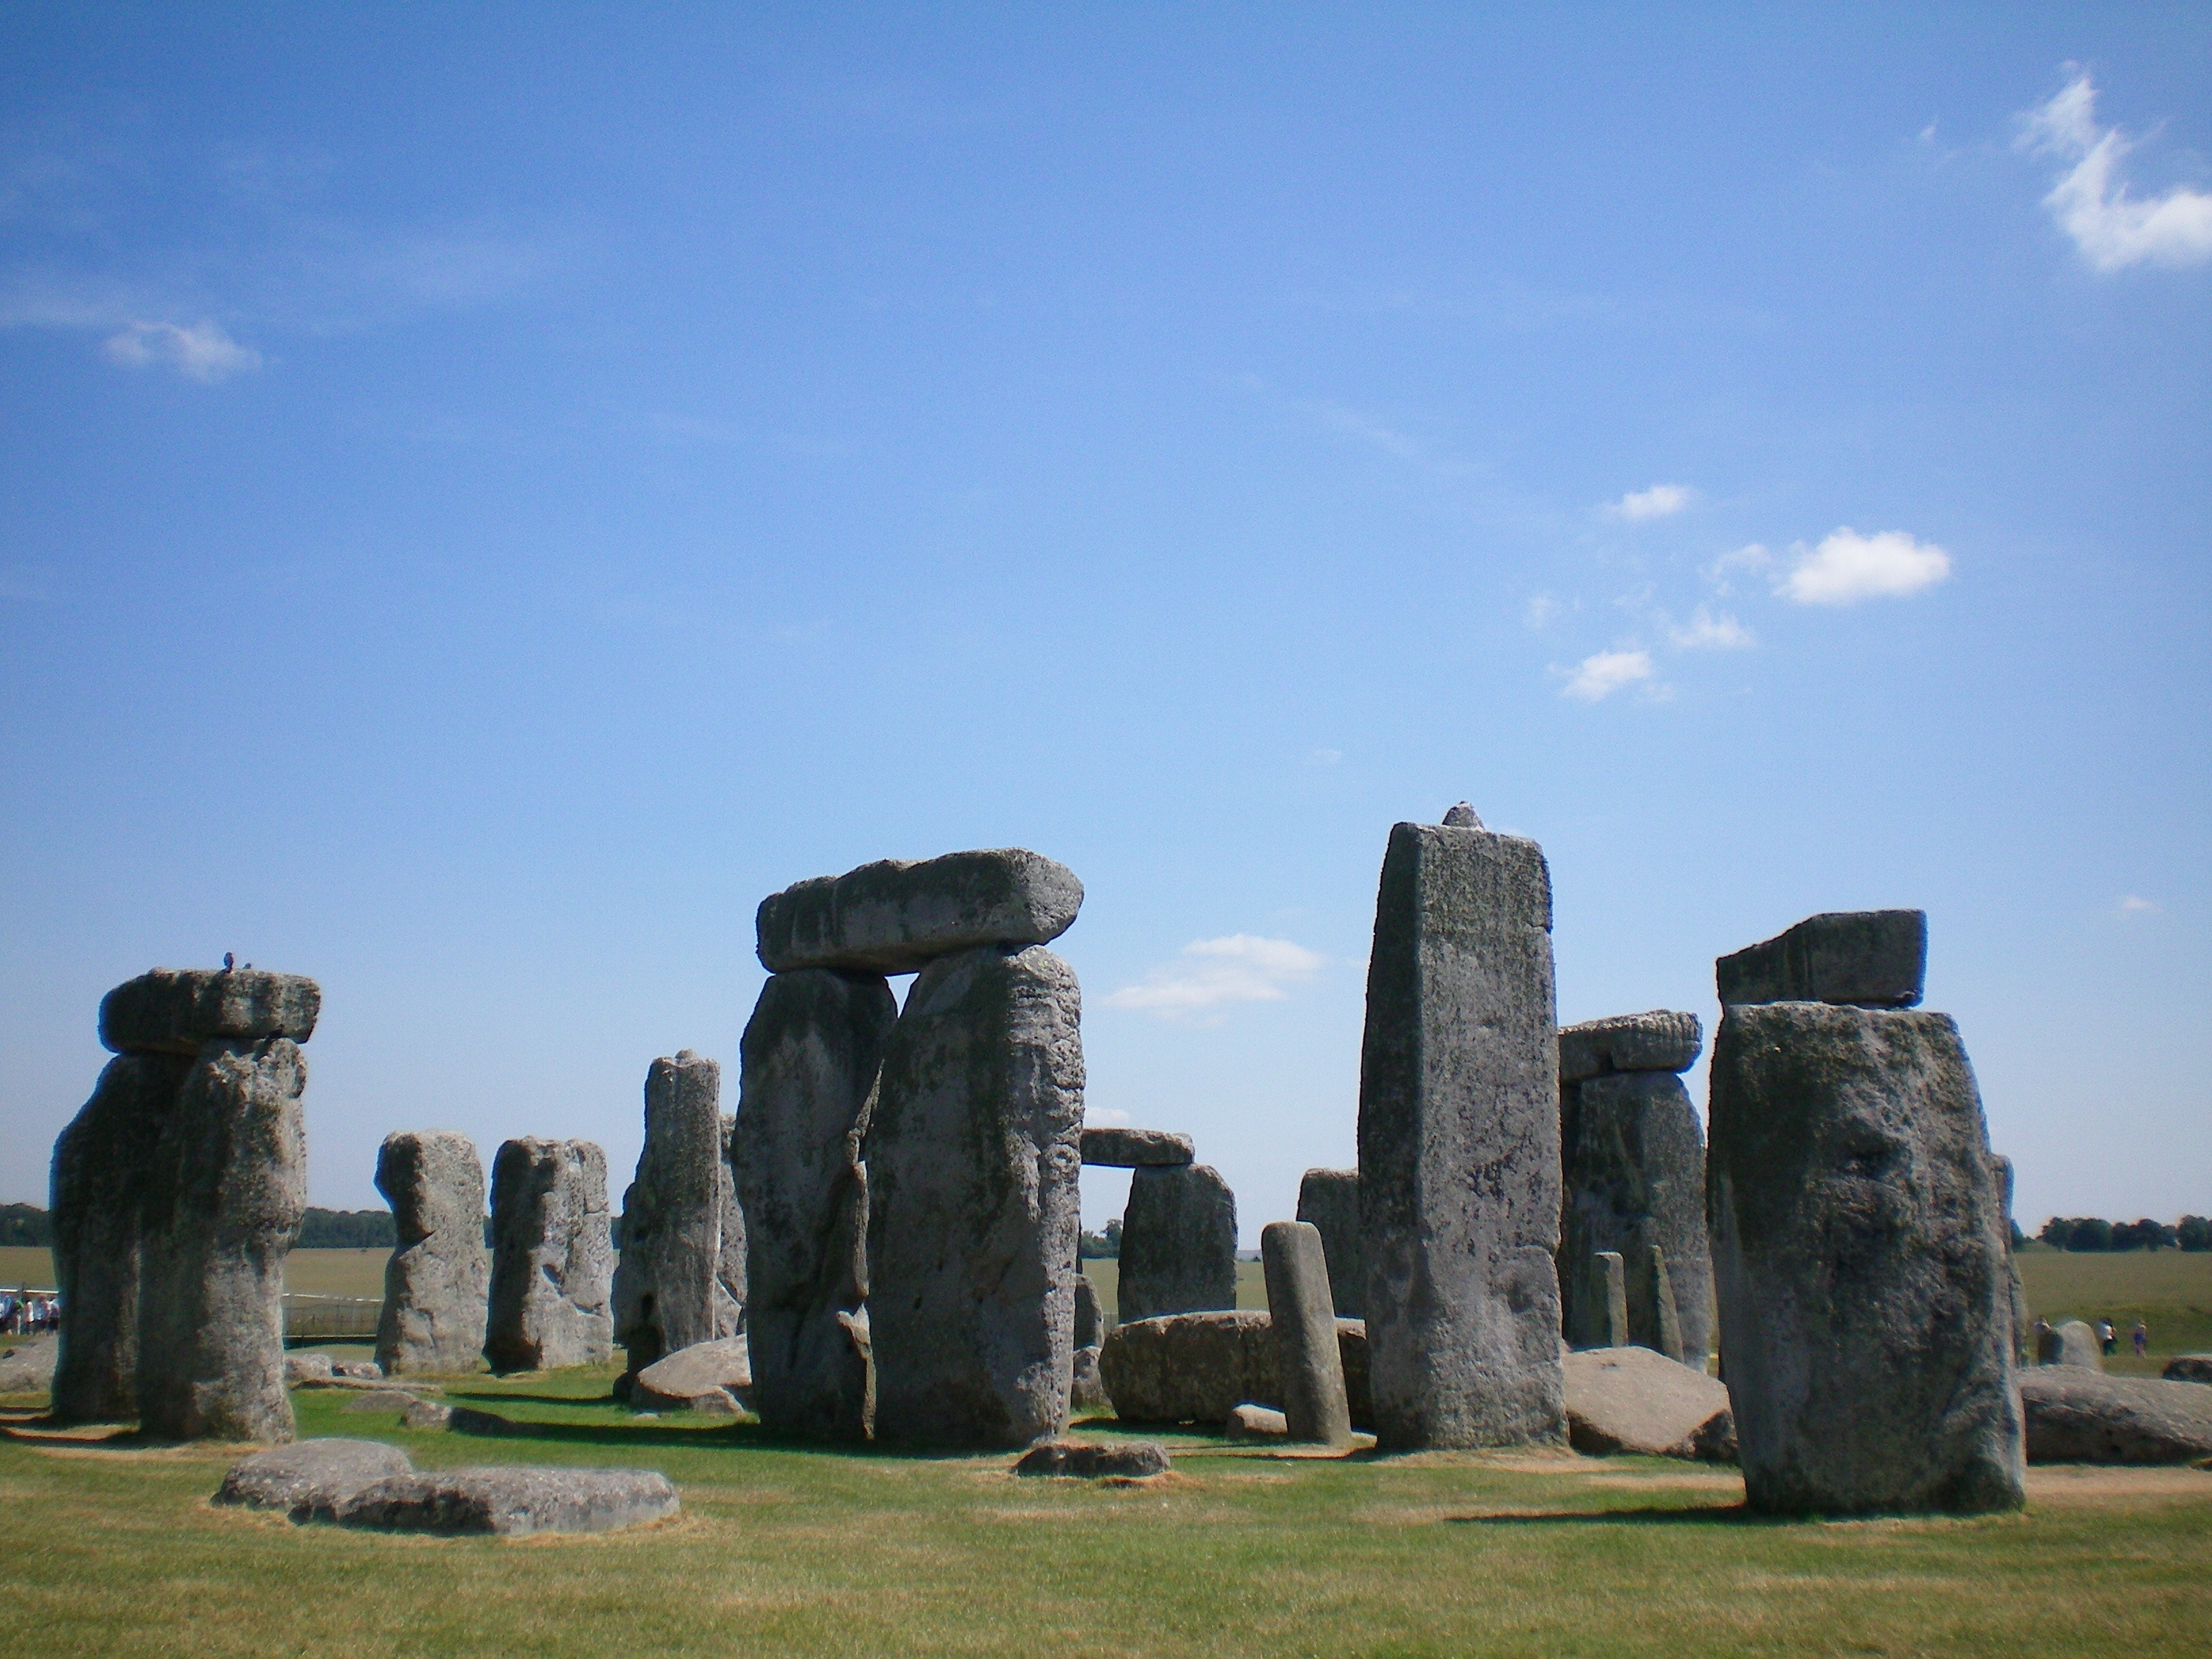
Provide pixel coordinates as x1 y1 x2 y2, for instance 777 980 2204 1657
2039 1215 2212 1252
0 1204 52 1246
0 1204 395 1250
1079 1218 1122 1260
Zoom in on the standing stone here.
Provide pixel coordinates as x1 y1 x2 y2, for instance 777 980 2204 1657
1074 1274 1105 1349
2041 1319 2103 1371
867 945 1084 1449
1628 1242 1685 1364
1708 998 2023 1514
733 969 897 1442
1357 811 1563 1449
1991 1155 2030 1365
1559 1067 1713 1362
136 1038 309 1441
49 1051 194 1422
372 1132 489 1376
1261 1221 1352 1447
612 1052 743 1377
757 849 1084 976
1580 1251 1629 1349
1296 1168 1364 1319
1117 1164 1237 1325
484 1139 614 1373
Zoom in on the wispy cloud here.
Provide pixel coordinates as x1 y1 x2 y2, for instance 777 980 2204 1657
1305 747 1343 766
1558 648 1655 702
1668 607 1755 650
1780 528 1951 605
100 319 261 382
1524 593 1559 630
1606 483 1695 520
1104 935 1326 1021
2116 895 2160 918
2019 73 2212 272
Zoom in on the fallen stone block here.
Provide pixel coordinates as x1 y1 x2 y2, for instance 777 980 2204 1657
2039 1319 2103 1371
1563 1346 1736 1461
343 1388 426 1413
2020 1370 2212 1465
214 1439 414 1520
0 1334 57 1395
335 1466 679 1536
1226 1403 1288 1439
1079 1127 1194 1167
1557 1010 1702 1085
689 1388 743 1418
403 1399 453 1429
284 1353 335 1385
632 1335 751 1410
757 848 1084 975
332 1361 383 1381
100 968 321 1057
445 1405 516 1436
1715 911 1926 1008
2163 1355 2212 1385
1097 1310 1372 1429
1013 1439 1169 1479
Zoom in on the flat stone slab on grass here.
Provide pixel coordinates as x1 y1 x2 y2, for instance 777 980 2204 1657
757 848 1084 975
99 968 321 1056
335 1466 679 1536
1226 1404 1288 1439
1099 1310 1372 1429
0 1334 57 1393
1013 1439 1169 1479
2019 1370 2212 1465
1562 1346 1736 1461
1078 1127 1194 1167
215 1439 415 1520
1715 910 1925 1008
343 1388 430 1413
1557 1010 1702 1084
633 1335 751 1409
2163 1355 2212 1385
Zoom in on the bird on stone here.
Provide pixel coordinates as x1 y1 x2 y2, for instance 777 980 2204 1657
223 952 235 971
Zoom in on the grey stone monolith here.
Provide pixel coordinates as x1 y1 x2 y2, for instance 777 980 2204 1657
1074 1273 1105 1349
1357 811 1563 1449
1078 1127 1194 1167
1117 1163 1237 1325
612 1051 743 1377
1295 1168 1363 1319
867 944 1084 1448
1992 1154 2030 1364
1715 911 1927 1008
1582 1251 1628 1348
373 1131 489 1376
484 1139 614 1373
49 1051 192 1422
1261 1220 1352 1447
1708 1000 2023 1514
2041 1319 2103 1371
1560 1068 1713 1362
1628 1242 1685 1364
732 968 897 1441
99 968 321 1057
136 1037 310 1441
757 849 1084 976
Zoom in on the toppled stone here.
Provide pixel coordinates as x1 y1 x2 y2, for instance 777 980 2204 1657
100 969 321 1057
611 1051 743 1378
1709 1000 2022 1515
0 1334 58 1395
484 1138 614 1373
136 1037 309 1443
1715 911 1927 1009
1098 1309 1373 1429
2019 1370 2212 1464
1118 1164 1237 1325
403 1398 453 1429
335 1466 679 1536
632 1336 751 1411
2163 1355 2212 1385
332 1360 382 1381
757 849 1084 976
689 1387 742 1418
1227 1403 1289 1439
285 1353 335 1385
1358 815 1563 1450
868 944 1084 1450
1263 1220 1351 1448
1078 1128 1194 1168
1296 1168 1363 1319
1563 1346 1736 1460
445 1405 516 1436
733 968 896 1443
2040 1319 2103 1371
1013 1439 1169 1479
1559 1070 1713 1362
343 1388 425 1412
1071 1345 1109 1416
373 1130 490 1376
1557 1011 1703 1086
215 1438 414 1519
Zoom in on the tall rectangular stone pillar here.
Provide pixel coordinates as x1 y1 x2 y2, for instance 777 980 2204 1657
373 1130 490 1376
485 1138 614 1372
1117 1163 1237 1324
613 1050 742 1375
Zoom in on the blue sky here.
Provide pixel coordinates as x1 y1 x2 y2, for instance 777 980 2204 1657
3 5 2207 1242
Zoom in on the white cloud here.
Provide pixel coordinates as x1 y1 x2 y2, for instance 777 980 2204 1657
1779 528 1950 605
2116 895 2160 918
1701 543 1771 596
1607 483 1695 520
1104 935 1326 1021
1524 593 1557 630
101 320 261 382
1305 747 1343 766
1668 607 1755 650
2020 74 2212 272
1559 648 1654 701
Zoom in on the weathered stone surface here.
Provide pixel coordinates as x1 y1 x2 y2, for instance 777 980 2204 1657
216 1439 415 1519
868 945 1084 1449
1013 1439 1168 1479
1716 911 1927 1009
483 1138 613 1373
1078 1128 1193 1167
1336 1318 1370 1432
136 1038 308 1443
1296 1168 1363 1319
1262 1221 1351 1447
1992 1155 2030 1364
758 849 1084 975
689 1387 742 1417
100 968 321 1057
1559 1070 1713 1361
49 1050 190 1422
403 1398 454 1429
2163 1355 2212 1385
1118 1164 1237 1325
633 1336 751 1409
1575 1251 1629 1349
0 1334 58 1395
1557 1010 1703 1086
373 1130 489 1376
1627 1243 1685 1364
1071 1345 1109 1416
335 1466 679 1536
733 968 897 1442
1227 1403 1289 1439
1708 1001 2022 1515
2040 1319 2103 1371
2019 1370 2212 1464
1357 815 1563 1450
1098 1310 1372 1429
611 1051 743 1377
1563 1346 1736 1460
342 1388 426 1413
284 1351 334 1385
332 1359 382 1380
1074 1275 1104 1348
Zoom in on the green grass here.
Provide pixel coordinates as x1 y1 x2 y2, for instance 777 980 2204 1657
3 1366 2208 1658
